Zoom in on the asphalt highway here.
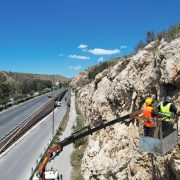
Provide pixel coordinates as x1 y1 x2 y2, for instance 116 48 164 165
0 89 63 139
0 91 69 180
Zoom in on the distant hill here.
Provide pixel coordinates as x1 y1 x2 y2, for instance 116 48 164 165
0 71 71 102
3 71 70 84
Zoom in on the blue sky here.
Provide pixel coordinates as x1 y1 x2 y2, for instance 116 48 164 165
0 0 179 78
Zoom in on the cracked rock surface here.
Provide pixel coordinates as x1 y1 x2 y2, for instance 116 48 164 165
71 37 180 179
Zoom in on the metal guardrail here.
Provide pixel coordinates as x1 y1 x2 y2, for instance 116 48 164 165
0 90 67 154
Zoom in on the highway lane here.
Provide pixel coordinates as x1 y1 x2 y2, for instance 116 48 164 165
0 89 64 139
0 91 69 180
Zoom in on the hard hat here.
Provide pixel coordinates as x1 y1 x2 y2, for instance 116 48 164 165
165 96 172 103
145 98 153 106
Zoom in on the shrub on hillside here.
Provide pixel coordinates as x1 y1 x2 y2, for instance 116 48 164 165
146 31 155 43
71 104 87 180
135 22 180 53
88 61 116 80
157 23 180 42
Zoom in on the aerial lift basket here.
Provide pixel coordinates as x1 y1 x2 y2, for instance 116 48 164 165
138 115 178 155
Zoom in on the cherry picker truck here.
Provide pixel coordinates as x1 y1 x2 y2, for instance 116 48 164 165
34 112 179 180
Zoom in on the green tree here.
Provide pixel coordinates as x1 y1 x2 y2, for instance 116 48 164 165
146 31 155 43
21 79 33 94
88 61 111 80
0 82 16 102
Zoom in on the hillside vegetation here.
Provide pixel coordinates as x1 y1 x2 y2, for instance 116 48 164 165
71 22 180 90
88 59 119 80
135 22 180 52
0 71 70 104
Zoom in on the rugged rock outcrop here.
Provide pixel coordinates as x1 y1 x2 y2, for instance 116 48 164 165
71 37 180 179
70 70 90 90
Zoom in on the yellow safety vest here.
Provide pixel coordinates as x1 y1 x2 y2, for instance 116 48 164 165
160 103 172 122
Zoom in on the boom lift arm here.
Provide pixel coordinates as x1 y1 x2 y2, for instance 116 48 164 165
37 114 130 179
37 111 180 179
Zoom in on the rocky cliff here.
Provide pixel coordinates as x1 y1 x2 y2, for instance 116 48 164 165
71 37 180 179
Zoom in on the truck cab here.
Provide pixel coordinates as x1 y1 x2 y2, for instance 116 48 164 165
33 170 61 180
44 170 60 180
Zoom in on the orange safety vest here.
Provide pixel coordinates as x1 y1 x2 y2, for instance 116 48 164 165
143 106 156 127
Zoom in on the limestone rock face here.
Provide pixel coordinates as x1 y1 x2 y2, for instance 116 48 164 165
170 146 180 180
82 123 172 180
70 70 90 89
158 38 180 86
72 37 180 179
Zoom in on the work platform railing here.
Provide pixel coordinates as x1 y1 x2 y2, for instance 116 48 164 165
139 115 179 155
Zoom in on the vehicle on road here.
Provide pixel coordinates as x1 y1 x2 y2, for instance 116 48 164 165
55 101 61 107
33 92 40 96
33 169 61 180
45 170 61 180
6 98 14 106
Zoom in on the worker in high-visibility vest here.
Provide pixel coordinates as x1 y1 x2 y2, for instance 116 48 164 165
131 98 162 137
158 96 178 137
143 98 163 136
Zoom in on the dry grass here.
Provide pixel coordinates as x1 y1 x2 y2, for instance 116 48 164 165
71 102 87 180
71 144 87 180
60 110 69 131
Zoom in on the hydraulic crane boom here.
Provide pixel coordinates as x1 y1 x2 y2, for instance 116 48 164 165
60 114 130 148
36 114 130 179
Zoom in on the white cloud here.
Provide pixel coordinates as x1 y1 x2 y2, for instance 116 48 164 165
68 54 90 60
59 53 64 56
78 44 88 49
69 65 82 70
88 48 120 55
98 57 104 62
120 45 127 49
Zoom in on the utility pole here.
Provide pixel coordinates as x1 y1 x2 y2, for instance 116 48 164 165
52 75 55 136
57 80 60 100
